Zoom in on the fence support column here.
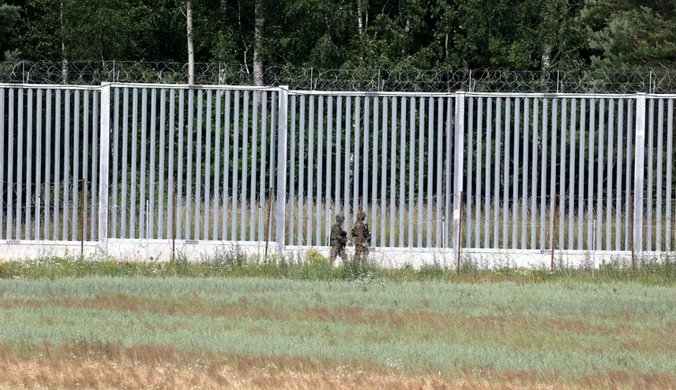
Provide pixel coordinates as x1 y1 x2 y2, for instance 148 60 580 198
633 93 646 261
453 91 466 268
276 86 289 254
98 83 111 254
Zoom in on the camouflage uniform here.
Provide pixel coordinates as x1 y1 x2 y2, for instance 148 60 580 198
351 211 372 260
329 215 348 264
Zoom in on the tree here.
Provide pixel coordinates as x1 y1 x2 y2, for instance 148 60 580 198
0 0 21 60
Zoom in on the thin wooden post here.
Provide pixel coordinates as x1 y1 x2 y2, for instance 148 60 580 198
264 187 273 260
457 191 463 275
551 193 557 271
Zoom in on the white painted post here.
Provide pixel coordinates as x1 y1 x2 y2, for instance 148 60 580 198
634 93 646 262
276 86 289 255
98 84 111 255
453 91 466 269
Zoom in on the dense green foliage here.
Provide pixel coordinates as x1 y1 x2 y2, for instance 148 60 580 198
3 0 676 71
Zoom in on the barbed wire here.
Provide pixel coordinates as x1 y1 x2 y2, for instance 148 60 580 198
1 61 675 93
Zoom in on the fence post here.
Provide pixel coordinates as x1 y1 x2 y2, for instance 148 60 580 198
276 86 289 254
453 91 466 267
633 93 646 261
98 83 111 255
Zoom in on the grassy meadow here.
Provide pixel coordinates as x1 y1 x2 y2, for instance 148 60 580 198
0 257 675 389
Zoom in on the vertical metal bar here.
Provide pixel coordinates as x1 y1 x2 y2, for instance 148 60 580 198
634 93 646 255
168 90 176 239
513 98 520 248
606 99 615 249
399 97 406 247
276 86 289 249
362 96 369 232
231 91 240 240
559 98 567 250
380 97 388 247
177 89 186 239
466 97 473 248
597 99 606 250
666 99 673 250
221 90 231 240
521 98 529 248
150 89 157 238
71 90 79 241
494 98 501 248
249 91 258 243
259 92 268 244
288 95 296 244
140 89 149 240
205 90 213 240
616 99 624 249
444 97 453 251
438 97 446 249
334 96 342 225
626 99 634 250
372 96 379 246
270 93 277 240
241 91 249 240
417 97 424 248
326 96 334 245
15 89 23 240
98 84 111 253
25 89 33 240
53 90 61 241
390 97 398 247
550 99 558 252
35 89 43 240
0 89 4 239
531 98 539 249
578 99 586 250
130 88 139 238
569 98 577 250
503 98 511 248
587 99 596 249
92 91 99 240
539 99 548 250
344 96 352 225
120 88 128 238
298 95 306 244
159 89 167 239
213 90 221 240
427 97 434 248
353 96 361 220
44 91 52 240
453 92 466 261
62 90 70 240
195 90 203 240
307 94 315 246
408 97 415 248
316 95 324 245
647 98 655 251
485 98 493 248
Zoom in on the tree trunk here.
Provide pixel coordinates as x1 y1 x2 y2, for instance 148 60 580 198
541 43 552 73
357 0 363 35
253 0 264 87
186 0 195 85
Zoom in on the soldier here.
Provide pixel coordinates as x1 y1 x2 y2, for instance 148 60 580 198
351 211 372 261
329 214 348 265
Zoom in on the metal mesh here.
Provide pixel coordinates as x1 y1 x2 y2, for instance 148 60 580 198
2 61 676 93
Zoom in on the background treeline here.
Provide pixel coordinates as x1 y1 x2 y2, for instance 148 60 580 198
2 0 676 74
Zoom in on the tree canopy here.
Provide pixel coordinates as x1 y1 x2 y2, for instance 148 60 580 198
2 0 676 72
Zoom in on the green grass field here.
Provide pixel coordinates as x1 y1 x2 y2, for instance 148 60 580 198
0 265 675 389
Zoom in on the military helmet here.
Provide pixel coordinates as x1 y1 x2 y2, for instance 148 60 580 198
357 211 366 221
335 214 345 223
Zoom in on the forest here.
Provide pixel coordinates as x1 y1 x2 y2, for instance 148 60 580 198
2 0 676 87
